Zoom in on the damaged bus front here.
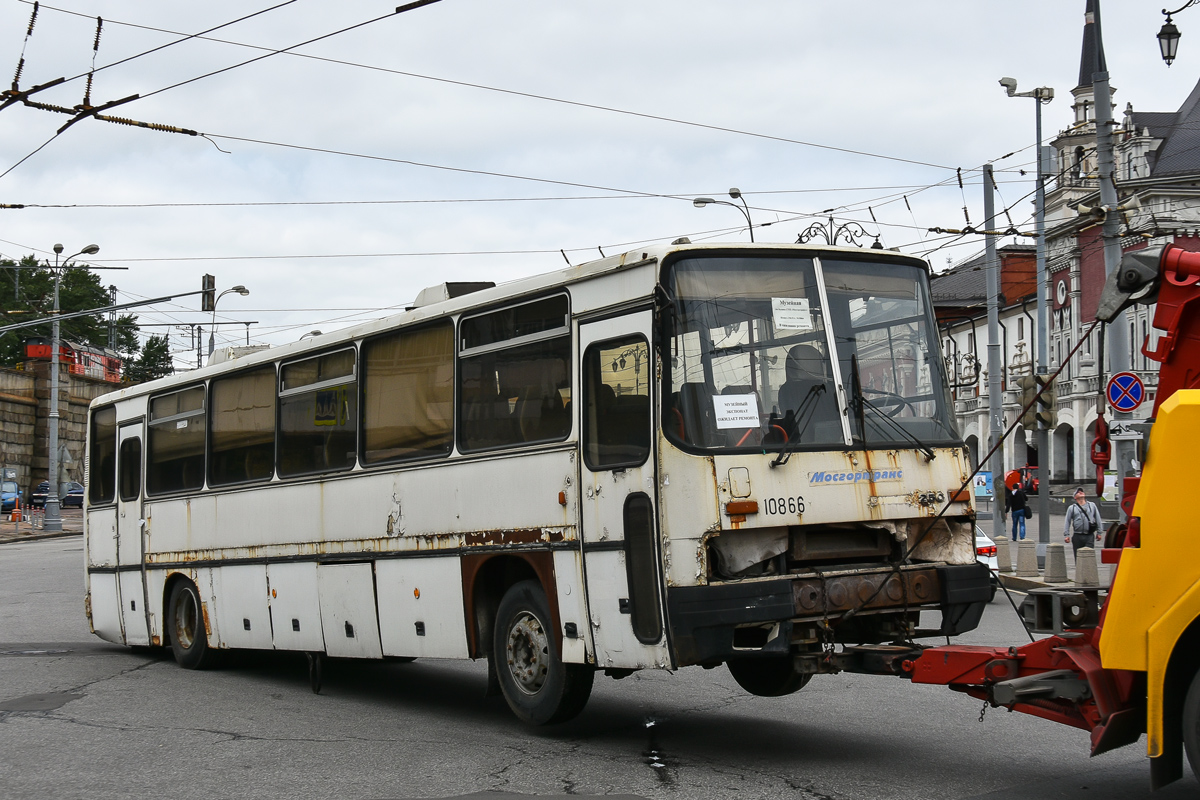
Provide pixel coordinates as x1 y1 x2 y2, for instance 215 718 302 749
655 247 989 696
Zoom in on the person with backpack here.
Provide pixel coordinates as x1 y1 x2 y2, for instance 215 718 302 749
1063 487 1103 556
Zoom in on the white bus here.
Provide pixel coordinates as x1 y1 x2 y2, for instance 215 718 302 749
84 242 988 724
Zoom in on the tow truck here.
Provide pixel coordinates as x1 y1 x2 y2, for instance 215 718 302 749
827 243 1200 789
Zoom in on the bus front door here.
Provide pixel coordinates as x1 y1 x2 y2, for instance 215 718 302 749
579 312 672 670
115 423 149 645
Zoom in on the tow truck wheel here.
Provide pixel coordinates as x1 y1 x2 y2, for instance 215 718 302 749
493 580 594 725
727 656 812 697
1184 669 1200 779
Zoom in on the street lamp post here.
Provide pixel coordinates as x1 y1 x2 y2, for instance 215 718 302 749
1000 77 1054 563
44 242 99 533
693 188 755 241
1159 1 1198 65
207 285 249 360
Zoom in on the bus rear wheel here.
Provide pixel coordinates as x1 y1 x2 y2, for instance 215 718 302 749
493 580 593 725
168 579 216 670
727 656 812 697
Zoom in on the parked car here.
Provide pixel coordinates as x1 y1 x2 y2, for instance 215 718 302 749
1 480 19 513
975 526 999 602
30 481 84 508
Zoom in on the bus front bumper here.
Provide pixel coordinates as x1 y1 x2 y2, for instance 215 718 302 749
665 562 991 667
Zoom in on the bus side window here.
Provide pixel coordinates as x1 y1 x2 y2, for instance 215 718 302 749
361 321 454 465
583 337 650 470
279 348 357 477
147 386 206 495
89 406 117 505
458 295 571 452
209 366 276 486
118 438 142 502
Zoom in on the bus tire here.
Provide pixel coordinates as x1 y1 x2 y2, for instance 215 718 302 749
1184 668 1200 779
727 656 811 697
168 579 216 670
493 580 593 725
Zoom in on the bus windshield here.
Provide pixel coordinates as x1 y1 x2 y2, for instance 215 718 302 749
663 252 957 453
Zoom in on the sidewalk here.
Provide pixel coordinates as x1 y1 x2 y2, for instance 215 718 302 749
0 508 83 545
978 508 1114 591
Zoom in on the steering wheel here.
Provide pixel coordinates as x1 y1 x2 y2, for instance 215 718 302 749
860 388 916 418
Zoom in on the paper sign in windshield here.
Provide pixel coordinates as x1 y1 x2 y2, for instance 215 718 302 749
713 393 760 429
772 297 813 331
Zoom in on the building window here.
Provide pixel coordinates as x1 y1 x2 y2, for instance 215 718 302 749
1018 317 1024 340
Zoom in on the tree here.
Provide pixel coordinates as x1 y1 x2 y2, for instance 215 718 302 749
0 255 140 369
125 334 174 383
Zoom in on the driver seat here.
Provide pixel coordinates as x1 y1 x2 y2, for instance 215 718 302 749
776 344 837 440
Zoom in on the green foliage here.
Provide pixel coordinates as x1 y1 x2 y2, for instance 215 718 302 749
0 255 140 370
125 334 174 384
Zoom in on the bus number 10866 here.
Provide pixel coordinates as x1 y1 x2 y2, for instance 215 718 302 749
763 495 805 515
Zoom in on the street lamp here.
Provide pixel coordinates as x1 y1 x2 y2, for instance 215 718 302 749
44 242 99 533
693 188 755 242
1001 76 1054 564
1158 2 1197 65
207 285 249 359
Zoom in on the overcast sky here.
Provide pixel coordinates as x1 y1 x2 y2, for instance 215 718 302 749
1 1 1196 367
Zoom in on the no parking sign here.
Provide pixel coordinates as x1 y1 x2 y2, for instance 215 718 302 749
1106 372 1145 413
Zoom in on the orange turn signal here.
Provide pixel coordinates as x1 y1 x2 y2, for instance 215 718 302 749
949 489 971 503
725 500 759 515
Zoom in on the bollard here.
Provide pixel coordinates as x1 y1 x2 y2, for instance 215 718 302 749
993 535 1013 574
1075 546 1101 586
1015 540 1040 578
1043 542 1069 583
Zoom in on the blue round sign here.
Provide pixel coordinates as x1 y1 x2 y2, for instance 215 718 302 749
1106 371 1146 412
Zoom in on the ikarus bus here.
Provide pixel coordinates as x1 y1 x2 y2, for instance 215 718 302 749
84 242 989 725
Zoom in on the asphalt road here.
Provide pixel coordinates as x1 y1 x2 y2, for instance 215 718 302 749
1 536 1195 800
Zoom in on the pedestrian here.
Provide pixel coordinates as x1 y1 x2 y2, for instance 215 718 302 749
1063 487 1103 557
1007 481 1027 540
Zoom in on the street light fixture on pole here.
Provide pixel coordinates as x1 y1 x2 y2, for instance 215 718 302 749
207 285 249 360
1000 76 1054 563
1159 1 1198 65
693 188 755 241
44 242 99 533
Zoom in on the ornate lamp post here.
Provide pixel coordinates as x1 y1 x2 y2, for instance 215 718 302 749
1158 2 1197 65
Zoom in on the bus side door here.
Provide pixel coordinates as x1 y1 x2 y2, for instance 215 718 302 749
116 422 150 646
578 312 672 670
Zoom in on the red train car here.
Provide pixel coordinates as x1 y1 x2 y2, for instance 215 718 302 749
24 338 122 384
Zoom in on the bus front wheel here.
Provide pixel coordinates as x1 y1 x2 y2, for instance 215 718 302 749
493 580 593 725
727 656 812 697
168 579 216 670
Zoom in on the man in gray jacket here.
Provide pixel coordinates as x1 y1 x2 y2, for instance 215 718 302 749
1063 487 1103 556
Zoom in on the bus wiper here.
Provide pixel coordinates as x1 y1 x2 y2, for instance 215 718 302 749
770 384 825 469
848 357 936 462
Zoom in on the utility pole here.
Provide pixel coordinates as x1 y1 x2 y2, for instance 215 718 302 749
1092 0 1132 506
107 285 117 351
984 164 1005 537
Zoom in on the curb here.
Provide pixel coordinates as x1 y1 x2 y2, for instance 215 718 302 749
0 530 83 545
998 574 1098 593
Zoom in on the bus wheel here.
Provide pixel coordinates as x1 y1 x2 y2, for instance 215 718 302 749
168 580 216 670
1184 668 1200 779
493 580 593 725
727 656 811 697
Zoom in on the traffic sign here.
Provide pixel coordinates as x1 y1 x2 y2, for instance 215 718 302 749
1106 372 1146 413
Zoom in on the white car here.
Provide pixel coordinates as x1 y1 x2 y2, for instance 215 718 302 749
975 526 999 602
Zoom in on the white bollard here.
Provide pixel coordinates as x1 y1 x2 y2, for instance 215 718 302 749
1075 546 1101 586
1043 542 1069 583
1015 540 1040 578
